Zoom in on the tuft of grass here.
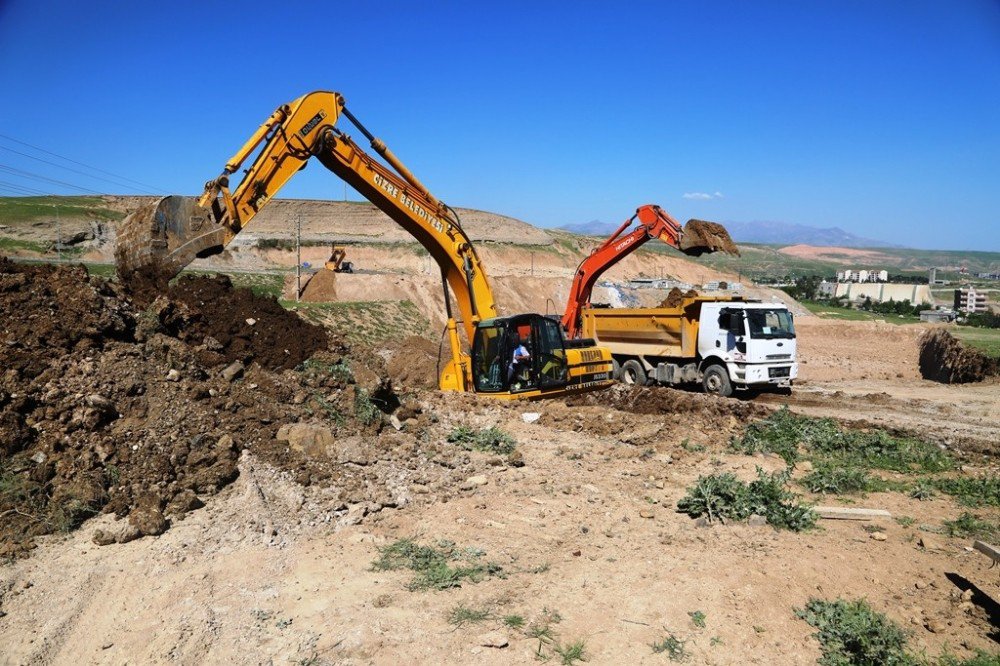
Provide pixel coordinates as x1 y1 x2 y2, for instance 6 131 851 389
796 598 911 666
651 633 689 661
676 468 817 531
688 610 706 629
371 538 504 591
943 512 1000 541
448 425 517 456
354 388 382 427
895 516 916 528
553 639 587 665
503 614 525 629
448 604 492 627
909 480 936 501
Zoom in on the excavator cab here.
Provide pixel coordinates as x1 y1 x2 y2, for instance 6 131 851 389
472 314 573 395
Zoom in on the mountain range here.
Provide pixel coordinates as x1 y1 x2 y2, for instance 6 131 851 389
558 219 901 249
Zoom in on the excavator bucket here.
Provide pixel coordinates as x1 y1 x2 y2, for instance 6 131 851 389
114 196 228 279
679 219 740 257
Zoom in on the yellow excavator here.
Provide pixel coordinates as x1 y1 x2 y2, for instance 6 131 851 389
115 90 613 398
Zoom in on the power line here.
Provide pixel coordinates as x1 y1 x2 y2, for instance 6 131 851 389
0 163 104 195
0 132 169 195
0 145 153 195
0 180 51 196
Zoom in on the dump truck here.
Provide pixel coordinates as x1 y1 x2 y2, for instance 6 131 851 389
581 294 797 396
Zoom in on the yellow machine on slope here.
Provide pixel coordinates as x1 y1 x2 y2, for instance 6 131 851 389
115 90 613 398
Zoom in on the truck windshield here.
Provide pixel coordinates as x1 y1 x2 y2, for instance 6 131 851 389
746 309 795 339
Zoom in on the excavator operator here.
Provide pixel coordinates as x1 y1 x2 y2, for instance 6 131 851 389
508 335 532 388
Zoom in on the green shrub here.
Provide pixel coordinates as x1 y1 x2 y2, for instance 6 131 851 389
371 538 504 591
677 468 816 531
447 425 516 456
796 598 912 666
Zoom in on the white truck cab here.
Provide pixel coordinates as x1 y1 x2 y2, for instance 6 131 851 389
697 301 798 395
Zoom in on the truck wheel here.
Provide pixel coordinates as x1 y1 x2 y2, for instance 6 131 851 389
611 358 622 380
702 364 733 397
621 360 647 386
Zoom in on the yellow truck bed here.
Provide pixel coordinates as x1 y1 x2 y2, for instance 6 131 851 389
579 296 740 359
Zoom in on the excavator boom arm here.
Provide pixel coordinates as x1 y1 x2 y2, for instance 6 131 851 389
115 90 499 389
561 205 683 338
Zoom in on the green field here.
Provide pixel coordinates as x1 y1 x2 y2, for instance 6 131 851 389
799 301 921 325
952 326 1000 358
0 196 124 224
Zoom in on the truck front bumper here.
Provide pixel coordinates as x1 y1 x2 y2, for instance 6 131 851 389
731 363 798 386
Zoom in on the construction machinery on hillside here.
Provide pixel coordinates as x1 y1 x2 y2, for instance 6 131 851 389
324 245 353 273
562 204 797 396
115 90 612 398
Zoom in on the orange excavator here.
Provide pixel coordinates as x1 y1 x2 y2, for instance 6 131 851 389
561 204 738 339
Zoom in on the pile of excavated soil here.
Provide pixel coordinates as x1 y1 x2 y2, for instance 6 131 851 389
918 328 999 384
659 287 699 308
383 335 442 390
125 267 327 370
0 259 471 559
299 269 338 302
681 220 740 256
566 384 769 421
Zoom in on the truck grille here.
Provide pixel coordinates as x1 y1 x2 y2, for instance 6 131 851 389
766 354 791 360
769 366 791 378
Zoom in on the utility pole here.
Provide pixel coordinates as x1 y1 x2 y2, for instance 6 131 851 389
295 214 302 302
54 204 62 262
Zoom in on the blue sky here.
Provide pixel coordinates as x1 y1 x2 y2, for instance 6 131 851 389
0 1 997 250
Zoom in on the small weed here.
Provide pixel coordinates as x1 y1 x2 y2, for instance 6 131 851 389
503 614 525 629
447 425 517 456
651 632 688 661
354 388 382 427
688 610 707 629
909 480 936 500
943 512 1000 541
676 468 817 531
371 538 504 591
553 639 587 665
895 516 916 528
681 438 706 453
448 604 492 627
710 635 724 647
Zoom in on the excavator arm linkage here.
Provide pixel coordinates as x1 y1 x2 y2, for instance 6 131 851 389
560 204 739 338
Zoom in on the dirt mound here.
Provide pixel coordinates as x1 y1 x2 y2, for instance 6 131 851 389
383 335 442 389
681 220 740 256
0 258 134 379
125 268 327 371
566 384 769 421
659 287 699 308
0 258 409 559
299 269 338 302
918 329 999 384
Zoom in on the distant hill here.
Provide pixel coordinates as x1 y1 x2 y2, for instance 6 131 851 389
559 218 900 249
721 221 901 248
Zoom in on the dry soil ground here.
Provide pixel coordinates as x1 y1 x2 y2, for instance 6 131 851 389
1 274 999 665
